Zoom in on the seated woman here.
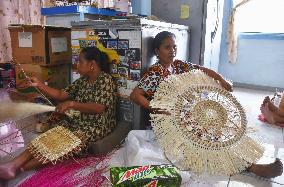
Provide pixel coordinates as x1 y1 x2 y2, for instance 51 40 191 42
130 31 283 178
261 95 284 126
0 47 117 180
130 31 232 111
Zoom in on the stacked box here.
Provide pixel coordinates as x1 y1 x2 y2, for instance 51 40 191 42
9 24 72 66
9 24 71 91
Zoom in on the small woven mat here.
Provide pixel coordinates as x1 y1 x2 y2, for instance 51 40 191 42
28 126 82 164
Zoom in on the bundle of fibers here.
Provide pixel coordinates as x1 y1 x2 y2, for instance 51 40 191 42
150 70 263 176
0 101 55 123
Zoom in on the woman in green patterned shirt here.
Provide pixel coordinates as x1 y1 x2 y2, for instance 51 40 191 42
0 47 117 180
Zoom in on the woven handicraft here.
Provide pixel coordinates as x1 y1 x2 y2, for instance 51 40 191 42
28 126 82 164
150 70 263 175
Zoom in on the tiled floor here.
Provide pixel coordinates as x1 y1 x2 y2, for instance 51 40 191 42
223 88 284 187
1 87 284 186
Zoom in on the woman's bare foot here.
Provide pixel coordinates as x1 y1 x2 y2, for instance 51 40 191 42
261 103 276 124
261 96 270 110
262 96 270 106
248 158 283 178
0 162 17 180
261 96 278 112
267 100 279 113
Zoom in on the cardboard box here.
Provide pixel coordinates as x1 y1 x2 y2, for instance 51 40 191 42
9 25 72 66
15 64 70 93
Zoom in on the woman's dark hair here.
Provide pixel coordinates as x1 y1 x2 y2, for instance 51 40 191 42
80 47 110 73
153 31 176 53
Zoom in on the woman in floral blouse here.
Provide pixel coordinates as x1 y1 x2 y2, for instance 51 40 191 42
0 47 117 180
130 31 232 110
130 31 283 178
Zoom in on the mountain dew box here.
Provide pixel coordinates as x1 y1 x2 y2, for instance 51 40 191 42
110 165 181 187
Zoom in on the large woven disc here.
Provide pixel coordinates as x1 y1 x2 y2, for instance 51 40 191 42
175 86 246 150
150 71 263 175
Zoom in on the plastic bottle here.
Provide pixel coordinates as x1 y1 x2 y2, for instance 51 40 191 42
128 1 132 14
273 89 282 107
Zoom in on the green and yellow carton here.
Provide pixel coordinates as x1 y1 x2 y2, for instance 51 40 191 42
110 165 182 187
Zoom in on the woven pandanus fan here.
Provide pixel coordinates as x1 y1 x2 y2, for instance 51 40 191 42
150 70 263 175
28 126 82 164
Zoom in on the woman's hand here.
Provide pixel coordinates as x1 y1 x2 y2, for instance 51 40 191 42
194 65 233 92
151 108 171 115
56 101 75 113
220 80 233 92
17 76 44 89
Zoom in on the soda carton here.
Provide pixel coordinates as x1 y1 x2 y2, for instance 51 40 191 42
110 165 181 187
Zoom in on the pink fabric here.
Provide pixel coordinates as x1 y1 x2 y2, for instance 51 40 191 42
0 0 44 63
258 114 267 122
18 156 111 187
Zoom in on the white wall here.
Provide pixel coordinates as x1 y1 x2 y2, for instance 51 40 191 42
219 33 284 89
203 0 224 71
151 0 207 65
218 0 284 90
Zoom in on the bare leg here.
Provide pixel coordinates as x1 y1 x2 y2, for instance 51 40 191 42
267 100 284 117
261 96 280 113
261 96 284 117
277 109 284 118
272 113 284 124
248 158 283 178
267 102 284 117
267 99 278 113
261 103 276 124
279 95 284 111
21 158 45 172
276 96 284 117
261 103 284 125
0 150 32 180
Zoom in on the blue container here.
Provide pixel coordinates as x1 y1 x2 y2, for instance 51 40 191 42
41 6 124 27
